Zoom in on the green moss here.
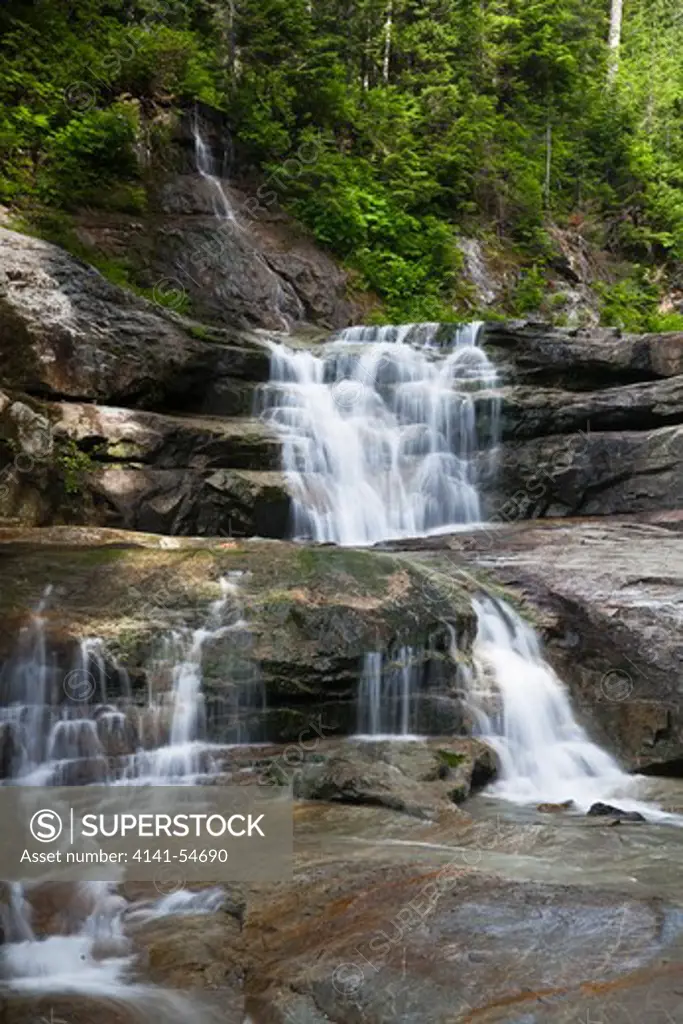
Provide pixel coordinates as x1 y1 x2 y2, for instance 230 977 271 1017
437 750 466 768
187 323 214 340
55 439 102 495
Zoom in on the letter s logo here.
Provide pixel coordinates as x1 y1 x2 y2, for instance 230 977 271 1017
30 809 63 843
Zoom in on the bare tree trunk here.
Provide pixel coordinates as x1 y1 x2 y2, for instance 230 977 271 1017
383 0 393 83
608 0 624 83
544 117 552 209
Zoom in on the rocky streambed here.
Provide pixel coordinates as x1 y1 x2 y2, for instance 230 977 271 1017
0 519 682 1023
1 223 683 1023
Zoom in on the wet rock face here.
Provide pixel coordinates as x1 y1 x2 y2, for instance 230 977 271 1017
0 228 292 536
242 837 681 1024
124 174 355 331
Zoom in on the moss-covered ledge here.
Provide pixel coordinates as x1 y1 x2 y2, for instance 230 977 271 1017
0 527 478 742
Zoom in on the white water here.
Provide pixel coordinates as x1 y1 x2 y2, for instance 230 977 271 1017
356 647 423 739
258 321 499 545
470 595 682 823
194 116 237 223
0 579 261 1004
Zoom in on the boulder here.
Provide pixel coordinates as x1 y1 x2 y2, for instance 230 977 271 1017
85 467 291 537
0 227 270 408
294 739 497 818
587 801 646 822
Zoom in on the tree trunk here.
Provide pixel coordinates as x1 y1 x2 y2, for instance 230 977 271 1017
544 117 552 209
608 0 623 83
383 0 393 84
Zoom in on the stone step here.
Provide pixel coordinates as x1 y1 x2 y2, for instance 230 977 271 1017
89 467 290 537
474 376 683 441
52 403 281 471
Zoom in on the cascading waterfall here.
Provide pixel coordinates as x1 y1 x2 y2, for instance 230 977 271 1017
0 577 263 1003
356 647 423 739
0 577 264 789
469 595 681 822
257 321 500 545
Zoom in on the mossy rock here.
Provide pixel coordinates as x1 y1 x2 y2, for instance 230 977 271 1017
0 528 476 743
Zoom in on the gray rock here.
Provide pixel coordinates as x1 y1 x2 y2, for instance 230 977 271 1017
587 802 646 822
0 227 270 407
51 404 281 471
76 172 355 331
482 425 683 519
88 467 291 537
478 376 683 441
294 739 497 818
481 319 683 387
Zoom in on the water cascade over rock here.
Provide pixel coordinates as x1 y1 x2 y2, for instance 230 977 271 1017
356 648 423 739
0 578 263 787
191 119 304 330
258 322 500 545
468 595 681 822
0 577 262 1006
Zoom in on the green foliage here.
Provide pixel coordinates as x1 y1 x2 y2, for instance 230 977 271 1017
597 275 683 333
510 265 547 315
40 104 141 208
3 0 683 318
0 0 222 209
56 440 98 495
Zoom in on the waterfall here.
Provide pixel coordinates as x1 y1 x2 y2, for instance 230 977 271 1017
0 578 264 997
193 115 237 223
469 595 680 822
0 577 264 787
191 116 303 330
356 648 423 739
257 321 500 545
